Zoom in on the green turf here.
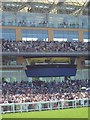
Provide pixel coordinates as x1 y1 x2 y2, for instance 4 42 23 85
2 107 89 118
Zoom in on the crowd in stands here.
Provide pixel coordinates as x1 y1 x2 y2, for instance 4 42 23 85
1 79 89 103
2 40 89 52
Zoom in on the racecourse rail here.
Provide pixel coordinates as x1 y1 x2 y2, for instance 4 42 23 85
0 98 90 114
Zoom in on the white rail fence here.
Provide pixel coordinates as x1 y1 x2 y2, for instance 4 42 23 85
0 98 89 114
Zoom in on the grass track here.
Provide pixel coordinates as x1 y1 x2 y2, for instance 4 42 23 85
2 107 89 118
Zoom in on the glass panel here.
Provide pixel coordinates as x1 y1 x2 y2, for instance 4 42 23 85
2 12 15 26
83 32 90 42
1 70 28 82
1 12 88 29
53 30 78 42
22 30 48 41
2 29 16 40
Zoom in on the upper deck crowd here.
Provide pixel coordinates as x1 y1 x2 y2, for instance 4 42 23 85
1 40 89 52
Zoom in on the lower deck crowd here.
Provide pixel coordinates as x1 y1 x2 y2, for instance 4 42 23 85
1 79 89 103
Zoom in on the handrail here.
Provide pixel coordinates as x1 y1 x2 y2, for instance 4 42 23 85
1 51 89 57
0 98 89 114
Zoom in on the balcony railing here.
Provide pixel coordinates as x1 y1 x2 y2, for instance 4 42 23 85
1 51 89 57
1 64 25 68
1 12 89 29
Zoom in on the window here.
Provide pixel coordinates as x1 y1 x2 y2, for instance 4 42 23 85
22 30 48 41
83 32 90 42
53 30 78 42
2 29 16 40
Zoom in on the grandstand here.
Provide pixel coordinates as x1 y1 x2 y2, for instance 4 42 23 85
0 0 90 118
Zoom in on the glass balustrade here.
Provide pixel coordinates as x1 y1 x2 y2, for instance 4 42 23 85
1 12 89 29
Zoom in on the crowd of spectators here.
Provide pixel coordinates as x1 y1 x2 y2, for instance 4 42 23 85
2 40 89 52
1 79 89 103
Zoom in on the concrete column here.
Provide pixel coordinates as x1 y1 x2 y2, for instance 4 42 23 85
78 30 83 42
48 29 53 41
16 28 21 41
16 57 25 64
76 57 85 69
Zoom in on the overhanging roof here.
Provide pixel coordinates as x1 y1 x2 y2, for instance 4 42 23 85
1 0 90 15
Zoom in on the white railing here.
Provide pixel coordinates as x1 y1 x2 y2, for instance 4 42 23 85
0 98 89 114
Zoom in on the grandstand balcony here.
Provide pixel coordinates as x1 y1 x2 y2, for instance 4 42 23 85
0 12 89 29
1 57 26 68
